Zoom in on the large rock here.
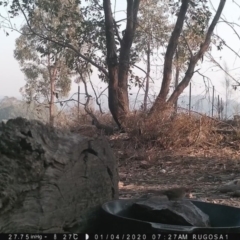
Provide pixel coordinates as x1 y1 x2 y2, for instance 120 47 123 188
0 117 118 233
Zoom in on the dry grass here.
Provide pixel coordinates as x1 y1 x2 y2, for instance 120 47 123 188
125 107 221 150
54 104 239 153
53 104 240 165
54 104 222 148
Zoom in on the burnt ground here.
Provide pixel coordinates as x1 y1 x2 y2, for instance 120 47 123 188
109 134 240 208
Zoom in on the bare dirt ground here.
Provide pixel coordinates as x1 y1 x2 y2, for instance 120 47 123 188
110 135 240 208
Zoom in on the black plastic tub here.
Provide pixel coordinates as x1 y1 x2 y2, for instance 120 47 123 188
100 199 240 233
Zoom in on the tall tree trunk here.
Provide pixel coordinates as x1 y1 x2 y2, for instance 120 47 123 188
49 77 54 126
103 0 140 128
174 48 180 113
225 86 228 119
144 41 150 111
49 69 57 126
48 55 57 127
103 0 122 128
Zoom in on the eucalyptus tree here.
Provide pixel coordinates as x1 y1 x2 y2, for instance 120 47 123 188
151 0 226 112
13 0 84 126
14 24 72 126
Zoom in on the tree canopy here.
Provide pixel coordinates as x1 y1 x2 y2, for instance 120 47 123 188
0 0 227 127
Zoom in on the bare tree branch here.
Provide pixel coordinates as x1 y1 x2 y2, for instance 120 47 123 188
88 75 105 114
218 20 240 29
207 52 240 85
195 69 214 93
232 0 240 9
213 34 240 59
133 64 154 83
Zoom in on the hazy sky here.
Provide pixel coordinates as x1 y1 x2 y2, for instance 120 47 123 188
0 0 240 107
